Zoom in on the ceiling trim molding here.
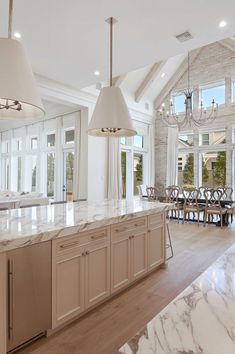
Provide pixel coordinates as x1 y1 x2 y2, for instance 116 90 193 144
154 48 202 109
135 61 166 103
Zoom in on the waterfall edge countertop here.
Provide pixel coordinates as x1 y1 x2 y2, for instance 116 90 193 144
119 243 235 354
0 198 171 253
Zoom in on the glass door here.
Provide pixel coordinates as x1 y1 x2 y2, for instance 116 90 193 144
63 151 74 201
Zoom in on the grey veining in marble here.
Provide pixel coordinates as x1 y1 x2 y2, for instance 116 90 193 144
0 198 171 252
119 244 235 354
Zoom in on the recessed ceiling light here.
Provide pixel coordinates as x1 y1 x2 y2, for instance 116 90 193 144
219 20 227 28
14 32 22 39
94 71 100 76
161 72 166 78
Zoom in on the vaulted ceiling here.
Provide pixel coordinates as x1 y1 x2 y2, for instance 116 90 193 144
0 0 235 91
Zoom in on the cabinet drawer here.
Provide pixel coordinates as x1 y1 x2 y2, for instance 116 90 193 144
111 217 147 238
55 227 110 256
148 213 164 229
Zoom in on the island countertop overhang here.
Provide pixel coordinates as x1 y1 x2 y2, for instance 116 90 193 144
0 198 172 253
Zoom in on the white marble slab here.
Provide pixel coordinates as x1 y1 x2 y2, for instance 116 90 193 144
0 198 171 253
119 244 235 354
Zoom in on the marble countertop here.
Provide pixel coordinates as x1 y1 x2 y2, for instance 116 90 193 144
0 198 170 253
119 243 235 354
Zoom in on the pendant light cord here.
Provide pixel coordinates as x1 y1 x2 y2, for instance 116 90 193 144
8 0 13 38
110 17 113 87
188 52 190 90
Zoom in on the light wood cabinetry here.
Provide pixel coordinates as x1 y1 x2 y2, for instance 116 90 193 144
147 214 165 271
131 230 148 281
0 253 6 354
111 232 131 293
85 240 110 309
52 227 110 328
111 217 149 294
52 213 165 329
53 244 85 327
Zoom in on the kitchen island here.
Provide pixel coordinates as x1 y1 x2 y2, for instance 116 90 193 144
0 198 170 354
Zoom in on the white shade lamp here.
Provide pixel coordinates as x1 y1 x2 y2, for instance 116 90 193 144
88 17 136 137
0 0 44 120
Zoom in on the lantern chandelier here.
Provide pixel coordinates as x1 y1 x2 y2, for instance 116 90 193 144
158 52 218 128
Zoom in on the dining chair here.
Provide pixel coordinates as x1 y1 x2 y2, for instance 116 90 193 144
223 186 234 223
204 189 227 228
146 186 158 201
165 186 183 222
182 188 204 226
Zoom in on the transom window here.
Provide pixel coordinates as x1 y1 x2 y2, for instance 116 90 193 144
172 94 186 113
65 129 75 144
31 137 38 150
199 130 226 146
200 83 225 107
47 133 56 147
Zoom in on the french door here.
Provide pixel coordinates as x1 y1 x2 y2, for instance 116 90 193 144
63 151 74 201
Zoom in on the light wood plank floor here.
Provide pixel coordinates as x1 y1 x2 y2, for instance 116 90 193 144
21 222 235 354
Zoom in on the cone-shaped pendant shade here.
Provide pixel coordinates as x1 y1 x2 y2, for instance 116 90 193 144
88 86 137 137
0 38 45 120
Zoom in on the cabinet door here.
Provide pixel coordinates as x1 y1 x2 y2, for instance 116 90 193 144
148 224 165 271
111 233 131 294
131 231 148 281
85 241 110 309
52 245 85 328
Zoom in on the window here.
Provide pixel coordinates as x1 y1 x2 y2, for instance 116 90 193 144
200 130 226 146
47 133 55 147
201 133 209 145
133 153 143 195
31 156 37 192
12 139 22 152
133 135 144 148
47 153 55 197
178 153 194 186
200 83 225 107
120 129 148 199
120 137 126 145
201 151 226 187
17 156 22 192
31 137 38 150
121 151 127 198
1 141 9 154
233 80 235 102
1 158 10 190
172 94 186 113
65 129 75 144
178 133 194 147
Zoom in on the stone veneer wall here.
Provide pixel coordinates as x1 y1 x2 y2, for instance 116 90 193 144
155 41 235 188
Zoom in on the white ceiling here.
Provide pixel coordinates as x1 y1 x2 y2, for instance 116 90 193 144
0 0 235 90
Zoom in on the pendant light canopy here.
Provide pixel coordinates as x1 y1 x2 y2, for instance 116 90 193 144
88 17 136 137
0 0 45 120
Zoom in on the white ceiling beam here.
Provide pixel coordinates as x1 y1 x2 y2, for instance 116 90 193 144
135 61 166 103
113 73 128 87
154 48 202 109
218 38 235 53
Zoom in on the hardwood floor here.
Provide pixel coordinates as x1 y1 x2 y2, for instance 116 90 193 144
21 221 235 354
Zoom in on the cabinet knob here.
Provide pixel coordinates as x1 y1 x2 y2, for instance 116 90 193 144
86 251 90 255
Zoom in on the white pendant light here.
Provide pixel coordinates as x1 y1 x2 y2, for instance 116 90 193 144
88 17 136 137
0 0 45 120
